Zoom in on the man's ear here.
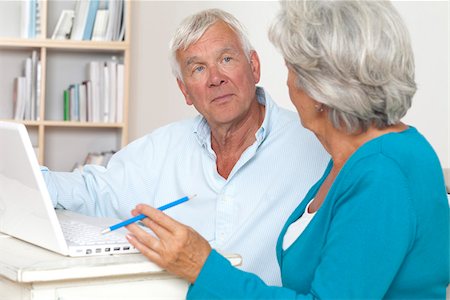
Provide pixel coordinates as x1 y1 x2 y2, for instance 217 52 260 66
249 50 261 84
177 78 193 105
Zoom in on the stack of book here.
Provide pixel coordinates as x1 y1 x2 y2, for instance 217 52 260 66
21 0 41 39
13 50 41 121
51 0 125 41
62 58 124 123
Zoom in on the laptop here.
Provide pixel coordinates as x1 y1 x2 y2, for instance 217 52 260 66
0 121 139 257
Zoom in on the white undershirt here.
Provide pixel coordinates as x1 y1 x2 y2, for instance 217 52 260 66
282 199 316 250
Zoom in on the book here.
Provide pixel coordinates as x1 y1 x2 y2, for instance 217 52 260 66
28 0 36 38
107 60 117 122
116 64 124 123
83 80 94 122
106 0 124 41
13 51 41 120
23 57 32 120
74 84 80 121
20 0 30 38
35 61 41 120
63 89 70 121
118 0 126 41
79 83 87 122
83 0 100 40
13 77 27 120
51 10 74 40
71 0 90 40
88 61 101 122
35 0 41 37
91 9 108 41
19 0 40 38
103 62 109 122
105 0 116 41
68 85 77 121
113 0 123 40
30 50 38 120
13 78 18 118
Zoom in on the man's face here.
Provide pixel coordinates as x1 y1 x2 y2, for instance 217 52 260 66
176 21 261 127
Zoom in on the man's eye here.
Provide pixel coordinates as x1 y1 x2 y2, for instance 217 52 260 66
223 56 232 63
194 66 204 73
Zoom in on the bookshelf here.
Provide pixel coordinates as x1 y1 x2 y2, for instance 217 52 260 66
0 0 131 171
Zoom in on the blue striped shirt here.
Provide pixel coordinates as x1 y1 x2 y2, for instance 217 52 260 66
41 87 329 285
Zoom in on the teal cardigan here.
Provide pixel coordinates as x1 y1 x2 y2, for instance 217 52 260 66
187 127 449 299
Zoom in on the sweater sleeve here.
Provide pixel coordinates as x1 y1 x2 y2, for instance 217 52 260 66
187 250 304 300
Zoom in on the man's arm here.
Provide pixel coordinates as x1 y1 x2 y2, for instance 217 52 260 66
41 134 158 218
41 165 113 216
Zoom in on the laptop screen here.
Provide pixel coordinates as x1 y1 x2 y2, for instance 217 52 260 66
0 122 69 254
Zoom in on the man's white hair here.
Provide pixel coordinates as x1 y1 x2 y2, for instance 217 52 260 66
169 8 254 81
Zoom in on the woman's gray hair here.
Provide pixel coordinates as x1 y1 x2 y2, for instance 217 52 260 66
269 0 417 133
170 9 254 81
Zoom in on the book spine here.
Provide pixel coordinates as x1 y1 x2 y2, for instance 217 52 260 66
63 89 70 121
116 64 124 123
83 0 99 40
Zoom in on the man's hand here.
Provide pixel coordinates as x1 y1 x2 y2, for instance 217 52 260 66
126 204 212 283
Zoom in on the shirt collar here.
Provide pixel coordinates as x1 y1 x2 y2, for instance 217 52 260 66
193 86 276 148
194 116 211 147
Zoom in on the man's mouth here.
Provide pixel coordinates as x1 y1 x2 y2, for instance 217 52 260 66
212 94 233 102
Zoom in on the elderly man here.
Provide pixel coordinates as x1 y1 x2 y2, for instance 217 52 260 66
42 9 328 285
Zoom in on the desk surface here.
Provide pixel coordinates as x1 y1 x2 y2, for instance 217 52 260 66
0 232 241 283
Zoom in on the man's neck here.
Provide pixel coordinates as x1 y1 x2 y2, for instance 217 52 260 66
210 101 265 179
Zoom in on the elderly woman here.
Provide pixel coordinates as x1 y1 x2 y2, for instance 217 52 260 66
126 0 448 298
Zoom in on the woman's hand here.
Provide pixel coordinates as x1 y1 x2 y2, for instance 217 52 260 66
125 204 212 283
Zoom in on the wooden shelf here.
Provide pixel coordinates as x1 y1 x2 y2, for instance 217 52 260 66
42 121 125 128
0 38 128 52
1 120 125 128
0 0 131 170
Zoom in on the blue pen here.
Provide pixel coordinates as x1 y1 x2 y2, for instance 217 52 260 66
101 194 196 234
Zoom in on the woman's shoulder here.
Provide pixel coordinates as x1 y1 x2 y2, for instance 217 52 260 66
337 126 444 200
348 127 439 171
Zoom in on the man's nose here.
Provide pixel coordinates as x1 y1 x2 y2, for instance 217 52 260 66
208 66 227 87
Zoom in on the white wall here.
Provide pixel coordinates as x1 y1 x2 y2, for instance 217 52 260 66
129 1 449 168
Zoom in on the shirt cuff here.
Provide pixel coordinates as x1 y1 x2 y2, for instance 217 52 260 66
40 166 58 208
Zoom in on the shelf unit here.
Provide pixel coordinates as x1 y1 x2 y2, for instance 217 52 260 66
0 0 131 171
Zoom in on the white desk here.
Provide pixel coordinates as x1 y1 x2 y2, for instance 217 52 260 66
0 233 241 300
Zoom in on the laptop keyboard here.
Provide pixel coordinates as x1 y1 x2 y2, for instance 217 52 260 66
60 219 128 246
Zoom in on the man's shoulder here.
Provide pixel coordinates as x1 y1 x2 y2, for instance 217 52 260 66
274 105 299 123
268 103 307 135
260 87 300 128
140 116 199 138
126 116 200 149
151 116 199 136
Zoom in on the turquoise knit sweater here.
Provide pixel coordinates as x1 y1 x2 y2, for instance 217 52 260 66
188 127 449 299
